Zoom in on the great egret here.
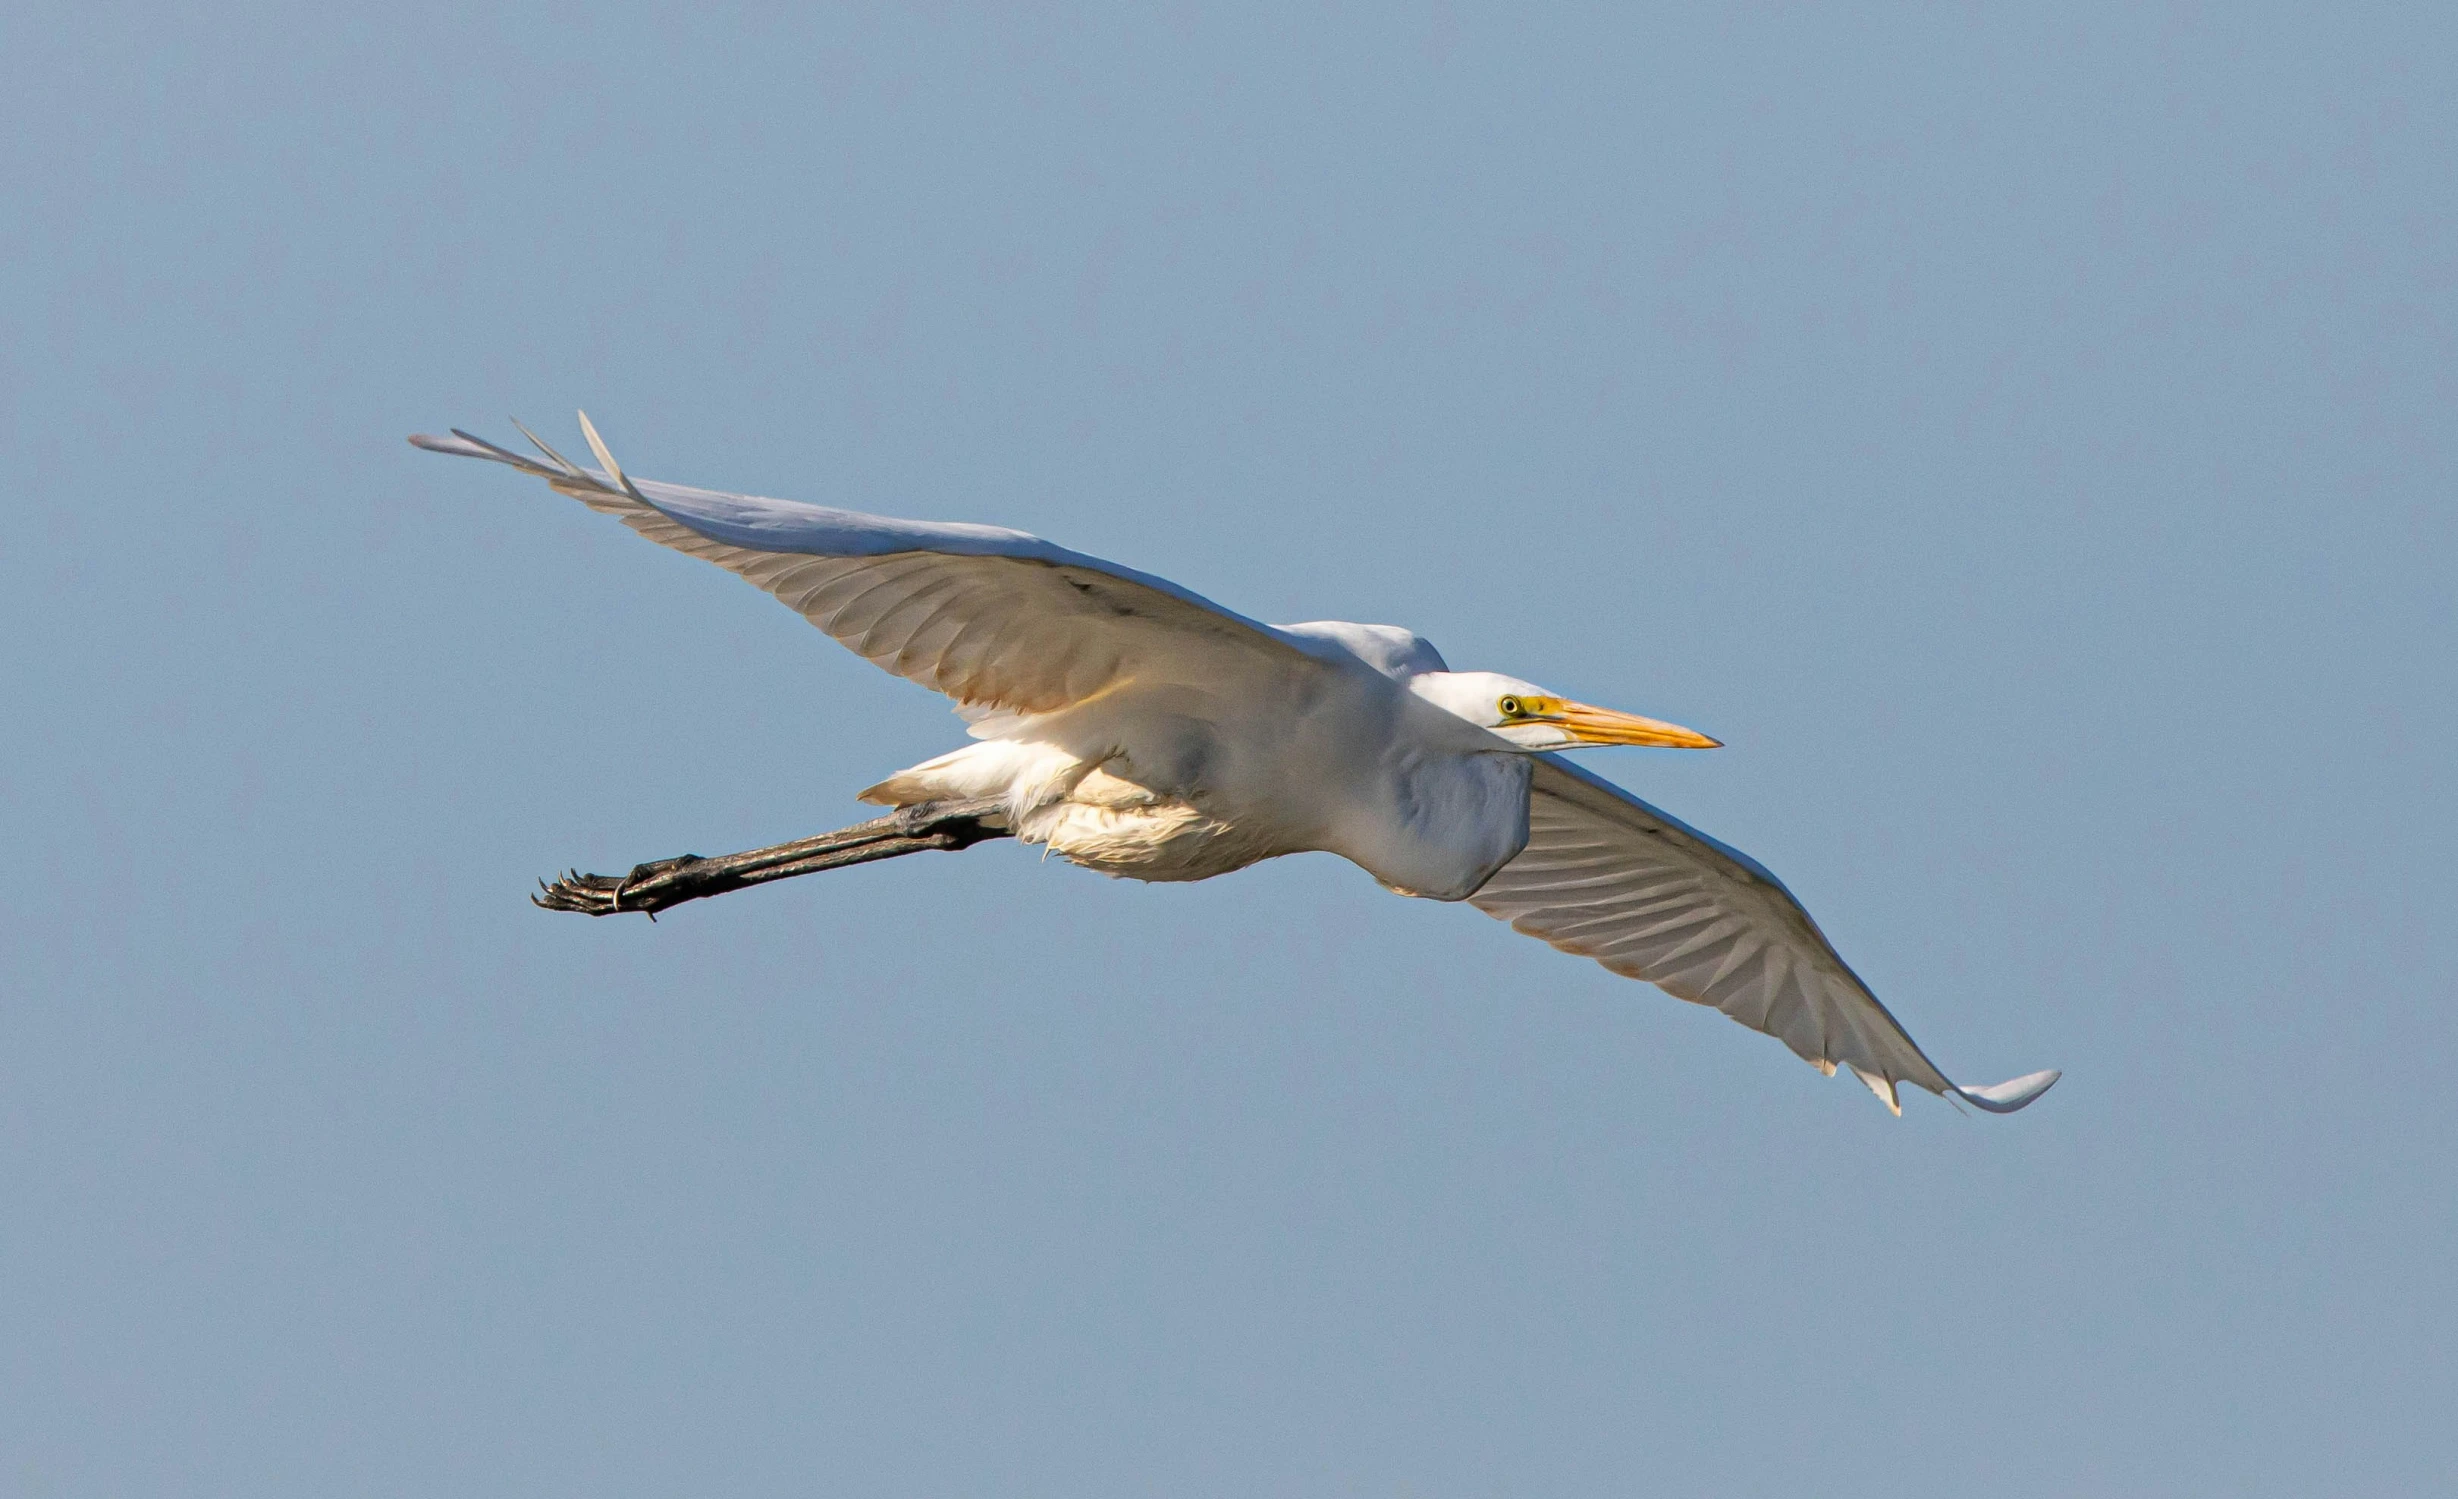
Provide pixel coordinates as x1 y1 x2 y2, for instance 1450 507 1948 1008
412 416 2058 1116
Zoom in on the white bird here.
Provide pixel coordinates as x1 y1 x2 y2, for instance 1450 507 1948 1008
413 416 2058 1116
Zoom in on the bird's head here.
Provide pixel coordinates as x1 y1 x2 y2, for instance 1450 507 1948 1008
1409 670 1722 752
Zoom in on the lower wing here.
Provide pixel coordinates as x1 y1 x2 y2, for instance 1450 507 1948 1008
1467 757 2059 1115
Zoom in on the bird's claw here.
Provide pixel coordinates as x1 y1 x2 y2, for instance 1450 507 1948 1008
533 855 709 917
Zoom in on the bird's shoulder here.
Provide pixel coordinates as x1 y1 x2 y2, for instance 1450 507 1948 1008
1271 621 1449 680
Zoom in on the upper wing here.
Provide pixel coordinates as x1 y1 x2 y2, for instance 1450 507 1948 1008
410 420 1317 717
1468 756 2058 1114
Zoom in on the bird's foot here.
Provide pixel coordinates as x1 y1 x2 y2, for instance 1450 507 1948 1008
534 855 714 918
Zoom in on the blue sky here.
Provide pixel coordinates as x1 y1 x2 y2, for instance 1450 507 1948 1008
3 5 2453 1494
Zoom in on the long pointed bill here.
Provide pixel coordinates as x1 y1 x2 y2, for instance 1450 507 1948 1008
1551 701 1722 749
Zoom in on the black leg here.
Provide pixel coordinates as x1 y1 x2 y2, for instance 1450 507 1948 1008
534 798 1012 918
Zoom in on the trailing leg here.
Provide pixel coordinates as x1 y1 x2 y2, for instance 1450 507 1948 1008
533 798 1011 918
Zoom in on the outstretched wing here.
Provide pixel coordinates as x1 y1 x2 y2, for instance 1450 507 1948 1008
411 420 1318 717
1468 756 2058 1114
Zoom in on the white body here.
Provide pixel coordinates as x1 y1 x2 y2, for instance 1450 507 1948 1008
862 621 1530 899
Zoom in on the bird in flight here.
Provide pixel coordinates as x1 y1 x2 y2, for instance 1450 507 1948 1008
413 415 2057 1116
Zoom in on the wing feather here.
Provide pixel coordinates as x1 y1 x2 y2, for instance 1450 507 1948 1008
411 426 1325 716
886 592 983 676
1469 756 2059 1113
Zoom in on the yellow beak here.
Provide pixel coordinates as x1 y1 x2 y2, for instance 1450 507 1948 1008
1549 701 1722 749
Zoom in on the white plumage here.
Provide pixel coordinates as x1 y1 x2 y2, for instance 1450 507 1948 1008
413 417 2058 1116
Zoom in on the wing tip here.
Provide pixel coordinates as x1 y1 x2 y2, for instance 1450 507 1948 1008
1849 1065 1903 1115
410 423 624 492
1955 1068 2062 1115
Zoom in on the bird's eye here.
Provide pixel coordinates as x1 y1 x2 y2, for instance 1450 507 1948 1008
1498 696 1523 718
